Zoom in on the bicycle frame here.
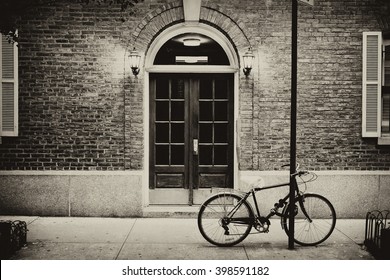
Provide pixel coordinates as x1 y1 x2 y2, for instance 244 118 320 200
227 177 310 225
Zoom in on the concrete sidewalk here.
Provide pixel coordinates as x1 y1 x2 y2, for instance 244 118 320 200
0 216 374 260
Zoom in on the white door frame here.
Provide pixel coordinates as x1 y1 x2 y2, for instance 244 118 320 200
142 23 240 206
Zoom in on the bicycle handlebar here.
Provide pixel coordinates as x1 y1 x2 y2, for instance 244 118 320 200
290 170 309 177
281 163 300 170
281 163 306 177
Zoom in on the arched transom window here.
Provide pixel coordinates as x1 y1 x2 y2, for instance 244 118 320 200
154 33 230 66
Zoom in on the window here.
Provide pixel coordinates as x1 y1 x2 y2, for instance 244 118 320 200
154 33 229 65
362 32 390 143
0 33 18 138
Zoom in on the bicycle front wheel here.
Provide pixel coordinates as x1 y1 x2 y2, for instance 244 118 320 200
198 193 254 247
283 193 336 246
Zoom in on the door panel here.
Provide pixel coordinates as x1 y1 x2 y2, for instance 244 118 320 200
197 76 233 189
199 173 227 188
156 173 184 188
150 74 234 204
150 77 189 190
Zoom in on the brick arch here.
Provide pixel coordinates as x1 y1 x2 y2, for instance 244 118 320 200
199 5 253 52
132 1 253 55
132 1 184 51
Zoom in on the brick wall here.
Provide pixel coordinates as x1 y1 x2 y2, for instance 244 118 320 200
0 0 389 171
238 0 390 171
1 0 141 170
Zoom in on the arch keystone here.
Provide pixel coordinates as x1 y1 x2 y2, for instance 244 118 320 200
183 0 201 22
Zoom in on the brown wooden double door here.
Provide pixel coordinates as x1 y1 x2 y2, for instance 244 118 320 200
149 74 234 204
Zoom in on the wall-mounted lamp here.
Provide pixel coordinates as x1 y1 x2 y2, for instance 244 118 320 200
242 48 255 76
129 48 141 76
183 37 201 47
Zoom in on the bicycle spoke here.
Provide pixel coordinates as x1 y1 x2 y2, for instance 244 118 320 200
198 193 253 246
295 220 327 244
284 194 336 246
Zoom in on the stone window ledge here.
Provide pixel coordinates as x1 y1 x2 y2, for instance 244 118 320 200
378 136 390 146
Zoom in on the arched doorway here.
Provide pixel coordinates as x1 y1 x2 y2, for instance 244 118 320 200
144 24 239 205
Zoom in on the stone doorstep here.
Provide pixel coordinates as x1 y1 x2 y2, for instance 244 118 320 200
142 205 200 218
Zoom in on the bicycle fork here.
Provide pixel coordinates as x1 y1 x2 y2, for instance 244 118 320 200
297 195 313 223
280 194 313 230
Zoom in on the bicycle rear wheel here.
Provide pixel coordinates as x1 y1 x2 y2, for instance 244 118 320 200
198 193 254 247
283 193 336 246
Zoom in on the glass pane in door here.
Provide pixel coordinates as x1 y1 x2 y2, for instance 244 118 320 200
198 79 230 167
151 77 187 190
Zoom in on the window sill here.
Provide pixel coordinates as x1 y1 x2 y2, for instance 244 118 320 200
378 136 390 146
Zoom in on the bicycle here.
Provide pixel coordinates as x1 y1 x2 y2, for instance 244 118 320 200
197 166 336 247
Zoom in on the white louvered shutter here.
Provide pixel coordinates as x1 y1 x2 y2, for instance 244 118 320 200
362 32 382 137
1 34 18 137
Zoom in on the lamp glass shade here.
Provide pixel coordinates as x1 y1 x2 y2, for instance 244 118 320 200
183 38 201 47
129 50 141 69
242 49 254 69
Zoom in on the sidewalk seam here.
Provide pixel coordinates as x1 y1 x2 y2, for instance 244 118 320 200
334 227 362 245
114 218 138 260
28 216 40 225
243 246 250 260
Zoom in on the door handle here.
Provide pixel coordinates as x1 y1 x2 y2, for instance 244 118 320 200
193 139 199 155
